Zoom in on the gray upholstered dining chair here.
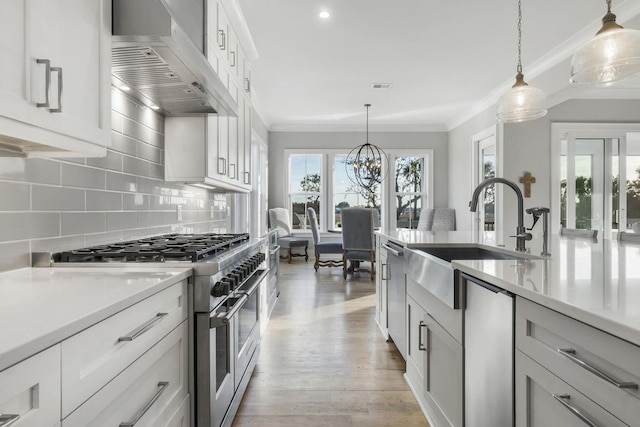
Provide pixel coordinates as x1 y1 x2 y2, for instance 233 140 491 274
417 208 456 231
268 208 309 263
307 208 343 271
340 207 376 280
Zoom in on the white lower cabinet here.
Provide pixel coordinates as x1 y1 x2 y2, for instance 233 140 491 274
516 350 627 427
0 345 61 427
62 321 189 427
375 235 388 338
163 394 190 427
515 297 640 426
60 281 188 417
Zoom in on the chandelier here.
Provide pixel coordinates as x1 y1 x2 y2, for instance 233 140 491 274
345 104 388 192
496 0 547 123
570 0 640 86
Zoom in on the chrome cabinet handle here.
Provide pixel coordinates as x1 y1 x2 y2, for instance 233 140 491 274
552 394 599 427
218 158 227 175
118 313 168 342
557 348 638 389
49 66 62 113
36 58 51 108
218 29 226 50
229 163 236 179
244 171 250 184
418 321 427 351
119 381 169 427
230 51 236 67
381 263 388 280
244 77 250 93
0 414 20 427
382 243 403 257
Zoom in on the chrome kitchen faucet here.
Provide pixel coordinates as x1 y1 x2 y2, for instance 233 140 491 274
469 177 532 252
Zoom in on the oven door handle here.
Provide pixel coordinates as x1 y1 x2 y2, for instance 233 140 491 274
270 245 280 254
236 269 268 297
210 294 248 328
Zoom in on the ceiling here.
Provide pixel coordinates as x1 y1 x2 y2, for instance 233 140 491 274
236 0 640 131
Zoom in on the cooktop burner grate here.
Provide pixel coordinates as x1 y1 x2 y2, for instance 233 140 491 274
55 233 250 263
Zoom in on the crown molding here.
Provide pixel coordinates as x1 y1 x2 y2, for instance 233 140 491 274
267 123 448 133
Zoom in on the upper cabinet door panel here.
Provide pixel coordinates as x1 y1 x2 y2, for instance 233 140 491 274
0 2 31 123
28 0 110 145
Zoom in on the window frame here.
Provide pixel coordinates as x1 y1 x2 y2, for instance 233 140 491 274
284 148 434 233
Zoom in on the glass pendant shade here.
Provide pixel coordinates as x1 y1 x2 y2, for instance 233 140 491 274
497 73 547 123
570 27 640 86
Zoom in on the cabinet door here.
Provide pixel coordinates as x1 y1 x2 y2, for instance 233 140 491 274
29 0 110 148
217 115 229 180
237 97 246 185
406 295 427 394
0 345 61 427
243 99 252 186
423 313 463 427
516 350 627 427
0 1 30 124
227 27 239 80
228 114 238 182
376 240 388 337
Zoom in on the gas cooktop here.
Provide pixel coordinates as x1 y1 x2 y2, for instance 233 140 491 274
53 233 251 263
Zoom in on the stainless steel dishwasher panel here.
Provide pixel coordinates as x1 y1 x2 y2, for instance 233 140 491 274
462 273 514 427
384 241 407 360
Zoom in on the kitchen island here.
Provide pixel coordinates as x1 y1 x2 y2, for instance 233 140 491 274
376 229 640 427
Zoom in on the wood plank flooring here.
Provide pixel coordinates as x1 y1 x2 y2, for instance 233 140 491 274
232 261 430 427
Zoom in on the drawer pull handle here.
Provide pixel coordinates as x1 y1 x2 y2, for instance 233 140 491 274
120 381 169 427
0 414 20 427
119 313 168 342
49 66 63 113
381 263 387 280
557 348 638 389
36 59 51 108
418 321 427 351
552 394 599 427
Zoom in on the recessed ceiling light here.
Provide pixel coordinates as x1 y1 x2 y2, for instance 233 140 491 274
150 104 160 110
119 84 131 91
319 11 330 19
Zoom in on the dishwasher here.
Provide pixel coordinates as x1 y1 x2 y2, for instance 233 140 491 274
384 240 407 360
461 272 514 427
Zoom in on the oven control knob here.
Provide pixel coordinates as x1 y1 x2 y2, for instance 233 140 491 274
212 281 230 297
229 273 241 286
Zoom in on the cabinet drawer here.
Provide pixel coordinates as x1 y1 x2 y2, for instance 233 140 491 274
406 294 427 394
516 350 627 427
516 297 640 425
163 394 190 427
61 280 187 417
0 345 60 427
62 321 188 427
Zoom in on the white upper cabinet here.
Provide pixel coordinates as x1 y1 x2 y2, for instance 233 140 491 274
0 0 110 158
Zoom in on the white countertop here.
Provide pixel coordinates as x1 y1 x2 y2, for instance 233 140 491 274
377 229 640 347
0 267 192 372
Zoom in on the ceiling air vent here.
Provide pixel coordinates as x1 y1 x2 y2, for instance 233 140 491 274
372 83 393 89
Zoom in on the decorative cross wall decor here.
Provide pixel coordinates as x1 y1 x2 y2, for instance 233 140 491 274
519 172 536 197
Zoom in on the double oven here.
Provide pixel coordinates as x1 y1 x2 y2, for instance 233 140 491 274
35 232 268 427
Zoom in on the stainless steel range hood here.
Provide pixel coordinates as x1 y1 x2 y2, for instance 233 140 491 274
112 0 238 116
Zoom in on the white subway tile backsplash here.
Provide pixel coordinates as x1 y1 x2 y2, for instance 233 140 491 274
26 159 61 185
106 211 138 231
0 182 30 210
61 213 106 235
32 186 85 211
0 241 30 271
124 193 149 210
123 155 150 177
87 190 122 211
123 117 150 143
61 163 106 189
137 142 162 163
85 230 125 246
31 235 87 254
106 172 138 193
138 211 163 227
149 163 164 180
110 132 138 156
87 150 123 172
111 110 124 132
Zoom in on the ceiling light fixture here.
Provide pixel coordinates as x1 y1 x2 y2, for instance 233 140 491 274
570 0 640 86
319 11 330 19
345 104 388 192
496 0 547 123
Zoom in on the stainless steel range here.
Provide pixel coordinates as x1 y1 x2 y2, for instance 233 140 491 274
34 232 269 427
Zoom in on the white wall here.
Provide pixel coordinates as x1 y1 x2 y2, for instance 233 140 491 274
267 131 449 211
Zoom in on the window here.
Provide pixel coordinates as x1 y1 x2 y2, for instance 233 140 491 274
288 155 322 230
285 149 433 232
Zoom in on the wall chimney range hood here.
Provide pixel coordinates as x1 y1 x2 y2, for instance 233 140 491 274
112 0 238 117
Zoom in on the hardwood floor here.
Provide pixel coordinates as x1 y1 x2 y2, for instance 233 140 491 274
232 261 430 426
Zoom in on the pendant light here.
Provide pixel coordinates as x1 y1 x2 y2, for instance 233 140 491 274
570 0 640 86
496 0 547 123
345 104 388 192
